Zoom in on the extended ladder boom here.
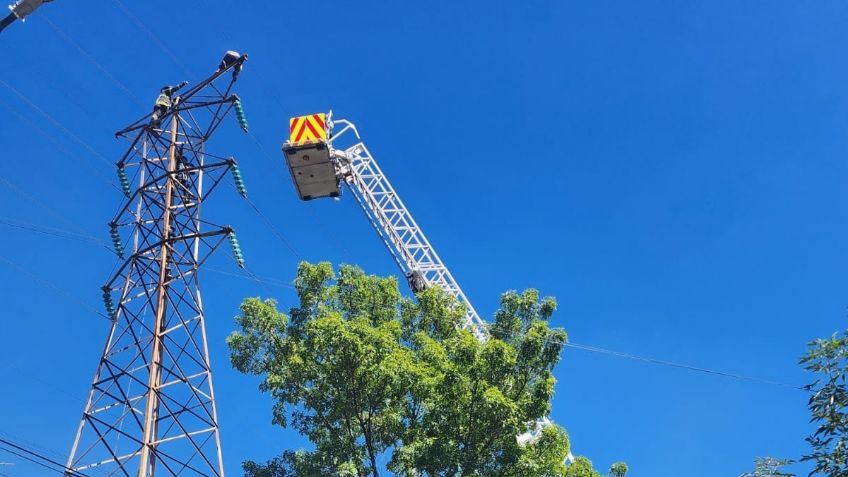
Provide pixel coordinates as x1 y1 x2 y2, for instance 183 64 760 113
328 118 487 340
281 113 559 446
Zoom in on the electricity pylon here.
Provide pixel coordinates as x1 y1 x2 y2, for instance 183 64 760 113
65 51 250 477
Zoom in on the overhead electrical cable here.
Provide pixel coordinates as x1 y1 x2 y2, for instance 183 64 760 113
205 265 295 290
0 174 95 237
0 438 91 477
109 0 196 79
3 8 800 393
239 134 356 261
0 101 119 191
242 195 302 259
565 341 802 390
0 445 68 476
0 79 114 169
0 431 73 466
34 5 338 265
41 14 145 107
0 215 110 249
0 254 107 319
0 215 802 390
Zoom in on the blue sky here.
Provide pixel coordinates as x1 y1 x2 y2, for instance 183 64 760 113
1 1 845 476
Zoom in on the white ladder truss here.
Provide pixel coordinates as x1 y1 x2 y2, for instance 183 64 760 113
326 117 562 447
328 118 486 341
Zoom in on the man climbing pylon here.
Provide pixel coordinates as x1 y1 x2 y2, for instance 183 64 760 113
150 81 188 129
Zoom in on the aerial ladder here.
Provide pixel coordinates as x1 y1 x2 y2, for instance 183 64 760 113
281 111 561 446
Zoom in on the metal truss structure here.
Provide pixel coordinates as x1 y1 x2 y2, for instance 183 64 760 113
326 118 488 341
313 116 557 444
65 52 248 477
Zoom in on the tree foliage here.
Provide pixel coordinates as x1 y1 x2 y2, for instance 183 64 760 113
800 331 848 477
229 262 595 476
739 457 794 477
563 456 602 477
609 461 628 477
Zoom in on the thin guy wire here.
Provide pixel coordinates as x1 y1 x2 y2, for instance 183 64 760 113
41 14 145 107
30 9 312 266
0 431 73 464
0 101 119 191
0 254 107 319
205 265 294 290
0 79 114 169
0 212 802 391
241 133 355 261
243 195 302 259
0 439 90 477
565 342 802 390
110 0 196 79
0 445 68 476
0 215 110 249
43 11 308 266
0 174 89 235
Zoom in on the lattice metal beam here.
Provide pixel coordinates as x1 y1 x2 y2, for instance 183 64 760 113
66 52 249 477
327 119 487 340
325 116 560 445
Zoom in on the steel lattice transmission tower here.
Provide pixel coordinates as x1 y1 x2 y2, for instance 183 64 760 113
66 51 250 477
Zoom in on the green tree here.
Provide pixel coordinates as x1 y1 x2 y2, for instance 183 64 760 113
229 262 413 476
739 457 794 477
564 456 602 477
390 287 569 476
609 461 628 477
229 262 589 476
800 331 848 477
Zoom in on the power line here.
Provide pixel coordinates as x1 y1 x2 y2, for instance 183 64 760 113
110 0 196 79
0 212 803 390
0 78 114 170
240 133 355 261
0 101 119 192
0 431 72 467
0 213 805 390
0 445 64 475
0 438 90 477
2 28 801 392
0 215 110 249
565 341 803 390
0 174 93 237
34 10 309 265
206 265 294 290
41 14 144 107
0 254 107 319
243 195 302 259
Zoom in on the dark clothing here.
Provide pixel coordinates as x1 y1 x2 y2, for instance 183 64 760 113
150 81 187 128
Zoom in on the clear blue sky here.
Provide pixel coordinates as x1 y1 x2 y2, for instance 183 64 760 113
1 1 845 476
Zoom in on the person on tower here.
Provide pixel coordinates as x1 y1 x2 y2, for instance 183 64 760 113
150 81 188 129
